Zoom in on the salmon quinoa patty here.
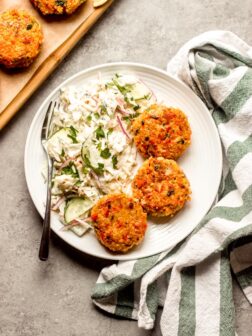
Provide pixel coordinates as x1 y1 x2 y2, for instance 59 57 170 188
30 0 86 15
0 9 43 68
131 104 191 160
91 194 147 253
132 157 191 217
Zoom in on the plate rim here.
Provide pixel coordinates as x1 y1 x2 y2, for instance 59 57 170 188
24 61 223 260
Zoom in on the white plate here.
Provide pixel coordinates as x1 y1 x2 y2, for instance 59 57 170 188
24 62 222 261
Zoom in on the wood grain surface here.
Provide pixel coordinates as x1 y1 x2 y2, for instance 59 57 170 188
0 0 114 130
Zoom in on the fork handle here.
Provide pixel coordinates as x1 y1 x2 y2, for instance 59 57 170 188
39 157 53 261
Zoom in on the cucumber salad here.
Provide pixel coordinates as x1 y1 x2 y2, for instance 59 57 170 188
46 73 156 236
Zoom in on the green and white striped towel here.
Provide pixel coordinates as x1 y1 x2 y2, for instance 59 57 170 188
92 31 252 336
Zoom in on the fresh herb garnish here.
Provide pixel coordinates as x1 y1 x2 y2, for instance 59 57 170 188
61 162 79 178
26 24 33 30
60 148 65 157
83 155 104 175
94 163 105 175
133 105 140 111
100 104 107 114
86 115 92 122
83 155 92 168
94 112 100 119
82 166 89 175
95 126 105 140
143 93 151 100
96 142 102 151
112 77 133 96
112 155 118 169
67 126 78 143
55 0 65 6
122 112 140 122
107 128 113 136
100 147 111 159
75 180 82 187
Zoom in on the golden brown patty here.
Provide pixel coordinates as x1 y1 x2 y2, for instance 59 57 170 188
91 194 147 253
131 104 191 160
132 157 191 217
0 9 43 68
31 0 86 15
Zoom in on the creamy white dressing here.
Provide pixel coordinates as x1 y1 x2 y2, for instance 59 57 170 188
47 73 156 235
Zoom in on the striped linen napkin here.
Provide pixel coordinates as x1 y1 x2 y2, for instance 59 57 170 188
92 31 252 336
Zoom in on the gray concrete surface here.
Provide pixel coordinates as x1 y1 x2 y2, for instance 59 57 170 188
1 0 252 335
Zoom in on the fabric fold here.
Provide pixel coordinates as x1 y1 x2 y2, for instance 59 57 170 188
92 31 252 335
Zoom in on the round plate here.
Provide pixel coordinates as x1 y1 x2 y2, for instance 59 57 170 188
24 62 222 260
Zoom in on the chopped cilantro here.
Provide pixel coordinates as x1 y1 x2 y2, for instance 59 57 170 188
93 163 105 175
107 128 113 136
143 93 151 100
86 115 92 122
124 96 130 104
122 112 140 122
60 148 65 157
61 162 79 178
82 166 89 175
100 104 107 114
83 155 104 175
96 142 102 151
133 105 140 111
55 0 65 6
112 155 118 169
94 112 100 119
26 24 33 30
100 148 111 159
112 78 133 96
75 180 82 187
95 126 105 140
83 155 91 168
67 126 78 144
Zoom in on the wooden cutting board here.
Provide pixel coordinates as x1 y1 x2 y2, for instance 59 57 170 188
0 0 114 130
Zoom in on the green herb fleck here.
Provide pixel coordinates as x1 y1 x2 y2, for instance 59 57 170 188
26 24 33 30
143 93 151 100
112 155 118 169
60 148 65 157
95 126 105 140
94 112 100 119
96 142 102 151
67 126 78 144
100 104 107 114
94 163 105 175
61 162 79 178
133 105 140 111
83 155 104 175
112 78 133 96
55 0 65 6
86 115 92 122
122 112 140 122
100 148 111 159
82 166 89 175
107 128 113 136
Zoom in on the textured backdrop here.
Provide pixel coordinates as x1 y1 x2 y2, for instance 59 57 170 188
1 1 252 335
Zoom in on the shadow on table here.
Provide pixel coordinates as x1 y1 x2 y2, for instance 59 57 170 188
50 230 113 271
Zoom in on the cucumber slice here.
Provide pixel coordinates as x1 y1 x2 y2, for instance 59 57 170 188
130 82 151 100
81 136 101 169
64 197 93 237
47 128 72 158
64 197 93 223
